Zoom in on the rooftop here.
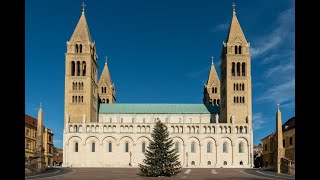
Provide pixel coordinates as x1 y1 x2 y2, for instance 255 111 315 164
99 104 219 114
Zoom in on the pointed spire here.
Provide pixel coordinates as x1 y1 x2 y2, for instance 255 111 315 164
225 3 247 44
69 2 92 44
206 56 220 87
98 56 113 86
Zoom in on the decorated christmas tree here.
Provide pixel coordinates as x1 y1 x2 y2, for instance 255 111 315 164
139 120 181 177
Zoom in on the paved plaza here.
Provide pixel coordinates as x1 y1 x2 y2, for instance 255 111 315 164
25 168 295 180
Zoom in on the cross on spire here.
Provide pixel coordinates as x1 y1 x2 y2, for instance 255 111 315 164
81 2 86 13
211 56 214 64
40 102 42 108
277 104 280 110
232 2 236 15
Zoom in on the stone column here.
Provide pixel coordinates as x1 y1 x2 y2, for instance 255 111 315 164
82 143 86 167
232 144 235 166
199 143 202 166
99 143 103 167
75 61 78 76
247 145 250 165
215 144 218 167
132 144 136 165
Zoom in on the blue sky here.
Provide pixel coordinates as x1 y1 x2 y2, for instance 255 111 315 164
26 0 295 148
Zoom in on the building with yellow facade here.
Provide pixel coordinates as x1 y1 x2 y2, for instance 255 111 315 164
25 114 54 167
261 116 295 167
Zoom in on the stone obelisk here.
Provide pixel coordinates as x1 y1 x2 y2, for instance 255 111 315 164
273 104 285 173
35 103 46 172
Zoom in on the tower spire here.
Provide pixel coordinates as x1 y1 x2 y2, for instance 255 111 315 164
105 56 108 65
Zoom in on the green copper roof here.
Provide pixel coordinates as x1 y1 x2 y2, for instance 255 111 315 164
99 104 219 114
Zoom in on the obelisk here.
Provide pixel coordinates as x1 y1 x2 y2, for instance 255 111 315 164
273 104 285 173
35 103 46 172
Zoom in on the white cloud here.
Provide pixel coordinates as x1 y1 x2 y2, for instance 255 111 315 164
264 61 294 78
256 78 295 105
253 113 267 131
251 7 294 58
212 22 229 32
185 66 210 78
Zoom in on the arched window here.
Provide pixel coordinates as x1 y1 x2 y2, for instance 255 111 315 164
212 87 215 93
207 142 211 153
215 87 217 93
242 62 246 76
107 99 109 103
92 142 95 152
239 142 244 153
26 129 30 136
235 45 238 54
240 97 242 103
217 99 220 104
234 96 236 103
232 62 235 76
79 44 82 53
236 83 239 91
101 87 104 93
237 62 241 76
207 161 211 165
104 87 107 93
77 61 81 76
239 46 242 54
142 142 146 153
234 83 236 91
75 142 78 152
102 99 105 103
74 125 78 132
236 97 239 103
125 142 129 152
243 97 245 103
223 142 228 153
81 96 83 103
108 142 112 152
240 161 243 165
242 83 245 91
224 161 227 165
75 96 78 103
213 99 216 104
75 44 79 53
82 61 86 76
71 61 75 76
175 142 179 153
191 142 195 153
191 161 195 165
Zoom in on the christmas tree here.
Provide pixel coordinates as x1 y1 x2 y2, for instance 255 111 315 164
139 120 181 177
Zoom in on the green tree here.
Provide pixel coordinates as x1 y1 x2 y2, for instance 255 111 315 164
139 120 181 177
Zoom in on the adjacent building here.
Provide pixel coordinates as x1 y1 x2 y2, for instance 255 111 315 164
261 116 295 167
25 114 54 167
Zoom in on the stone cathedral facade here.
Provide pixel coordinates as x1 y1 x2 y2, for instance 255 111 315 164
63 4 253 168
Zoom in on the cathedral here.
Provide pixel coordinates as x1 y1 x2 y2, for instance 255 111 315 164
63 3 253 168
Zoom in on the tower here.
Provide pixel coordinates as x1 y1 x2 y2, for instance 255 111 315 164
64 3 99 124
220 3 252 124
203 56 220 105
35 103 46 172
98 56 116 104
273 104 285 173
